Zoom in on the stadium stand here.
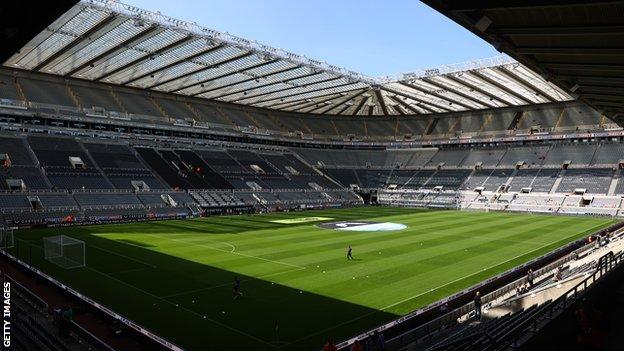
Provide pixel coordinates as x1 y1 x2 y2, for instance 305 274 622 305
556 168 614 195
2 1 624 350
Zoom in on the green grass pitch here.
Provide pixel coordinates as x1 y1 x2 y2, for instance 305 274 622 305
10 207 616 350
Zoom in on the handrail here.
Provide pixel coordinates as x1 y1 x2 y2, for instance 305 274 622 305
485 250 622 350
342 222 624 351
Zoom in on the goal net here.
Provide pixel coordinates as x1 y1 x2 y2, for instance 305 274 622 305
43 235 85 269
0 228 14 249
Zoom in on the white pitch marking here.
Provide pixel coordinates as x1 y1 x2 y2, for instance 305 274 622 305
286 226 606 346
146 233 306 269
108 266 153 275
91 245 157 268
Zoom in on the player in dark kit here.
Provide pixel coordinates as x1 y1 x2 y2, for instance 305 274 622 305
347 245 354 260
233 277 243 299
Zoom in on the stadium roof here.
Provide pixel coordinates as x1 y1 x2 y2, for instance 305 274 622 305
3 0 573 116
423 0 624 121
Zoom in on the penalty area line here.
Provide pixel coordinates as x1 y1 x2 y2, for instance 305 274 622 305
146 233 306 269
91 245 157 268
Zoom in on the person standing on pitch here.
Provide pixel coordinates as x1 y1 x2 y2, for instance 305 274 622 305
233 277 243 299
347 245 354 260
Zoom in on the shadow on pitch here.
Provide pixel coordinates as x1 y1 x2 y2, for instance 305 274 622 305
12 228 397 351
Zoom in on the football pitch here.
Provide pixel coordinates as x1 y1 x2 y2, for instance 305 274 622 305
10 207 616 350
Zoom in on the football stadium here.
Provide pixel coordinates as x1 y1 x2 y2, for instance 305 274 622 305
1 1 624 350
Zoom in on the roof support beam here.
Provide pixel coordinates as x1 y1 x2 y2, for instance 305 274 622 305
491 25 624 37
393 105 406 115
231 76 344 103
314 90 368 114
186 59 282 96
290 95 346 113
352 96 370 116
583 93 624 102
274 98 326 112
442 0 607 12
189 64 302 97
593 101 624 108
122 44 226 86
261 86 365 109
542 62 624 72
495 66 556 102
381 87 440 113
399 82 473 110
34 14 118 72
580 85 624 94
421 76 497 108
389 95 421 115
65 25 162 77
468 70 532 104
374 89 389 115
394 84 457 111
150 51 254 91
443 74 509 105
252 81 361 106
557 75 624 86
335 103 353 116
210 70 322 100
515 47 624 56
96 35 196 82
367 105 375 116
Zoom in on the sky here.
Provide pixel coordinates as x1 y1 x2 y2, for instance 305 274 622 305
124 0 499 78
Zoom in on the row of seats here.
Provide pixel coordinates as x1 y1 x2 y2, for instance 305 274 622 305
297 142 624 169
325 166 620 195
1 71 603 139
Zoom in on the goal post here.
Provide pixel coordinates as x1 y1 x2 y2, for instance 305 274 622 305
43 235 85 269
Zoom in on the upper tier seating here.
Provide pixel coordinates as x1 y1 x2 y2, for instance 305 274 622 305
84 142 166 190
27 136 111 190
324 169 360 187
0 73 20 101
387 170 419 187
197 150 247 173
0 166 49 189
482 169 513 191
423 170 472 190
460 148 507 167
592 142 624 166
19 77 75 106
135 147 190 190
227 150 280 174
355 170 392 188
426 149 470 168
0 136 37 165
542 143 596 167
556 168 614 194
461 169 491 190
508 169 559 192
405 170 436 189
27 136 93 169
498 145 550 167
175 150 233 189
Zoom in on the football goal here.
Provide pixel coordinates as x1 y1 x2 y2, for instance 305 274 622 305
44 235 85 269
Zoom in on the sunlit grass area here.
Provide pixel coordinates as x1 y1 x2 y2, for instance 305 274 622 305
11 207 615 350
